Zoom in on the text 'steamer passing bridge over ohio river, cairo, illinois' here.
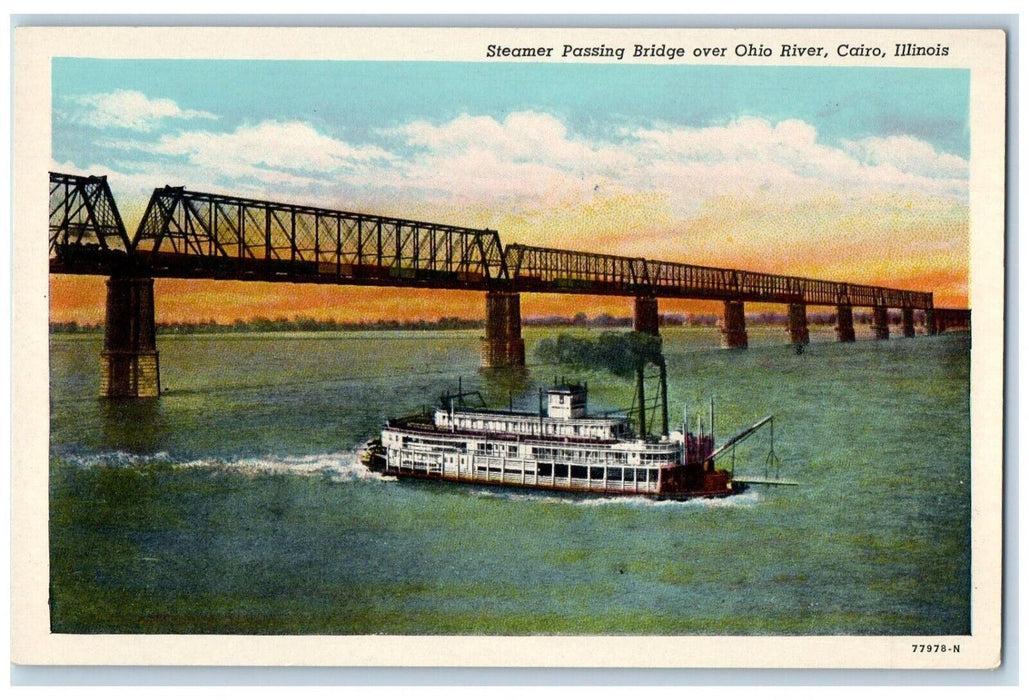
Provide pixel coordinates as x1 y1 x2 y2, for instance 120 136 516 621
49 172 972 398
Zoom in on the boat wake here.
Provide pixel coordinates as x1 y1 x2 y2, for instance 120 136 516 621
467 487 764 509
54 449 175 469
190 451 397 482
53 449 396 483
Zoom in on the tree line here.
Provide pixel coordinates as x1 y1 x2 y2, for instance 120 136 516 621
50 309 919 334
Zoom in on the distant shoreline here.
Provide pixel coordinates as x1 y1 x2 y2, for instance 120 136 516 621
50 310 910 335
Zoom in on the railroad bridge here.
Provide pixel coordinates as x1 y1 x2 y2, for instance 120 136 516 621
50 172 968 398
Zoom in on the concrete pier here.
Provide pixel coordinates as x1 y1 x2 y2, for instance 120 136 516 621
787 302 810 345
871 305 890 340
902 308 916 338
720 300 748 349
633 296 660 336
835 304 856 342
100 276 160 398
481 291 525 368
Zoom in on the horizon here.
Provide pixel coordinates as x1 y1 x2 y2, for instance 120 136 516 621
48 307 926 330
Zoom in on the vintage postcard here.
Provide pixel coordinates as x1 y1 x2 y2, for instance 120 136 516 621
12 25 1005 669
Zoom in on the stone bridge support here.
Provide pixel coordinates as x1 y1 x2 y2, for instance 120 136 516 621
835 304 856 342
633 296 660 336
871 305 890 340
786 302 809 345
101 276 160 398
481 290 525 368
902 308 916 338
720 300 748 349
925 308 937 335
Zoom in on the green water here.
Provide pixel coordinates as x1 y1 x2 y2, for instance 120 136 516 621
49 326 971 635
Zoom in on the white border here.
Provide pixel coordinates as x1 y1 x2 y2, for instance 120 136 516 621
11 25 1007 670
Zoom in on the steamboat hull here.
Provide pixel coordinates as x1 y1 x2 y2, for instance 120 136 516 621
361 440 735 500
376 468 736 500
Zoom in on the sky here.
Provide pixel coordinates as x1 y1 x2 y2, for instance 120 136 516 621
50 59 970 323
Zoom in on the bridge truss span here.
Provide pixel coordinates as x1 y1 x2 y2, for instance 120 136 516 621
131 186 508 288
504 243 649 294
506 243 933 309
48 173 936 311
49 172 133 272
644 259 739 299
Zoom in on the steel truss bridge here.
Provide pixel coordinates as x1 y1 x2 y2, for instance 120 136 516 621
50 172 938 310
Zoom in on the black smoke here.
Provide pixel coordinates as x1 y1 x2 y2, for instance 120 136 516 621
534 331 664 377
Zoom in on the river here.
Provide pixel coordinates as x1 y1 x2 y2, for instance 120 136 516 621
48 326 971 635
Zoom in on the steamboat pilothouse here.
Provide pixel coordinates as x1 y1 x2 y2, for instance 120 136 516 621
362 374 776 500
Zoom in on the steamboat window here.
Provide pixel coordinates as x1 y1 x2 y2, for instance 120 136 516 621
571 465 588 480
555 464 569 478
590 467 604 480
608 468 623 481
537 463 553 477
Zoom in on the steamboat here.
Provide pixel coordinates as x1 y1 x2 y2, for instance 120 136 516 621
361 372 776 500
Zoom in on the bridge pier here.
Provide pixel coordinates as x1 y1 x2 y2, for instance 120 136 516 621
786 302 809 345
871 305 890 340
100 276 160 398
925 308 937 335
902 308 916 338
720 300 748 349
835 304 856 342
930 308 971 334
633 296 660 336
481 291 525 368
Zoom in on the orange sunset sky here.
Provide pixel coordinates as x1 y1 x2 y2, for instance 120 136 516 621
50 60 970 323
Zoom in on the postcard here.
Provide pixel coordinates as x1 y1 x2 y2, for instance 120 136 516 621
12 25 1006 669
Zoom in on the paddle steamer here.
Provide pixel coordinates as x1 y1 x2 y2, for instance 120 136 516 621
362 377 773 500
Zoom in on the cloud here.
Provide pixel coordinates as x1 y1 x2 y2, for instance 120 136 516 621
633 117 822 162
86 109 969 215
842 135 969 179
152 120 393 174
61 109 970 259
379 112 968 215
99 120 397 200
68 90 218 131
393 111 629 168
378 111 636 208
